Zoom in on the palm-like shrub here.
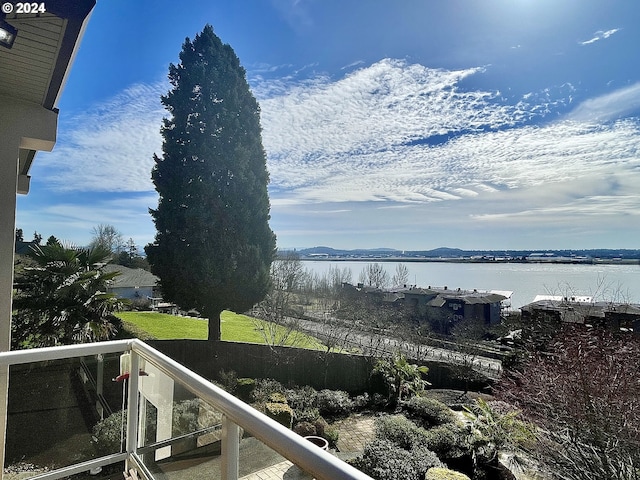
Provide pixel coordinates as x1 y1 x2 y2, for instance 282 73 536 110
463 398 534 467
372 352 430 406
12 243 126 348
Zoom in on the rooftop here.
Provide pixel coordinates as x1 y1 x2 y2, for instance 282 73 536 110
104 264 158 289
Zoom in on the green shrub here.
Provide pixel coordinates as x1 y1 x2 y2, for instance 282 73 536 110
404 397 457 427
463 398 535 466
251 378 284 403
268 392 287 404
294 407 320 423
286 386 321 422
409 445 445 475
323 426 340 448
374 414 427 449
218 369 238 392
313 416 328 437
293 421 317 437
316 389 354 416
372 353 430 405
265 402 293 429
235 378 256 402
353 392 370 410
422 423 469 459
285 386 317 412
350 439 442 480
349 439 418 480
425 467 471 480
92 410 126 455
93 407 164 455
171 398 222 436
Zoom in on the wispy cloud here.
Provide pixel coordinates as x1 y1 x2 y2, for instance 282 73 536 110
257 59 527 192
341 60 365 70
253 60 640 213
565 82 640 122
30 58 640 250
580 28 621 45
41 82 166 192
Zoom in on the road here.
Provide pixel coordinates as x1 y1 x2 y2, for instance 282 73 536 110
294 314 503 380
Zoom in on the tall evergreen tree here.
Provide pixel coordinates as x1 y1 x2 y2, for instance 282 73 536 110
145 25 276 341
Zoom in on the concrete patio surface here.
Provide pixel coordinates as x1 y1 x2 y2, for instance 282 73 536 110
239 413 376 480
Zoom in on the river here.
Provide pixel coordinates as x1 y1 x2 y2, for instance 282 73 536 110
300 261 640 310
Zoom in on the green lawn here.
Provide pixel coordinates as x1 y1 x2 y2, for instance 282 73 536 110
116 310 325 349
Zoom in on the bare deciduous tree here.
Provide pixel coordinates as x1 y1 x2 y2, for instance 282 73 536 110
359 263 389 289
90 224 124 254
391 263 410 287
253 252 306 347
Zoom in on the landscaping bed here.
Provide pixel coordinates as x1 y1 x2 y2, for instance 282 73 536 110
218 369 536 480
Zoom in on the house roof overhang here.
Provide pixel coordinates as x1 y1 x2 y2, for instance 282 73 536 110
0 0 96 194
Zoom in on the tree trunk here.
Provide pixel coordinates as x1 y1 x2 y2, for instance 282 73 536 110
204 308 222 342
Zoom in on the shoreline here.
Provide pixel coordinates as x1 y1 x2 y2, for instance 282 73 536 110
297 257 640 265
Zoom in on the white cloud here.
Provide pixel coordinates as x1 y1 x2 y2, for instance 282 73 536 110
565 82 640 122
255 60 640 212
31 58 640 250
257 59 529 191
580 28 621 45
341 60 365 70
40 82 167 192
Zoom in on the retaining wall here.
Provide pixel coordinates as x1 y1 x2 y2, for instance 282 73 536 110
148 340 491 393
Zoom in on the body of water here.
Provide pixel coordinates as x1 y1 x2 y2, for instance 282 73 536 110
301 261 640 310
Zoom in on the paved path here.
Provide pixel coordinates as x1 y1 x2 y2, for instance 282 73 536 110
239 414 376 480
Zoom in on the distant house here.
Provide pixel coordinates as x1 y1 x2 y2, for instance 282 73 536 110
403 286 508 328
104 264 159 301
14 240 39 255
340 282 508 333
521 298 640 333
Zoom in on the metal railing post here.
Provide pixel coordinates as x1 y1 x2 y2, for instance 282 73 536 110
221 415 239 480
125 350 140 466
96 354 104 418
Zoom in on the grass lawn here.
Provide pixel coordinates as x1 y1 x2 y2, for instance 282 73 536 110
116 310 325 349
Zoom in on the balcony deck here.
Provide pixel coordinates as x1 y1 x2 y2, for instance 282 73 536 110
0 340 373 480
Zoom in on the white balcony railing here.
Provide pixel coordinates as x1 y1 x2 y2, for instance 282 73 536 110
0 339 373 480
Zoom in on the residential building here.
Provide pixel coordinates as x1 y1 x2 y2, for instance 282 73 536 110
403 286 508 333
341 283 508 333
104 264 159 301
521 299 640 333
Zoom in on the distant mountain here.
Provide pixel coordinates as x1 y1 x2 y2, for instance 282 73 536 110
418 247 466 257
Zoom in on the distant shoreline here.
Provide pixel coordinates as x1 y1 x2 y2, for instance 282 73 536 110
298 257 640 265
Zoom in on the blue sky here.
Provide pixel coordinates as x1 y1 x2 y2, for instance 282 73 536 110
16 0 640 251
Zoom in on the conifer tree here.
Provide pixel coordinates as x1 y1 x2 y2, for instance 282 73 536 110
146 25 276 341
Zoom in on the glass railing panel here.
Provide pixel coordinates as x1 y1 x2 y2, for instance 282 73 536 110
235 433 308 479
5 352 126 474
136 426 313 480
135 362 224 479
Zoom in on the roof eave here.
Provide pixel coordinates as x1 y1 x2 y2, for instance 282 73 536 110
17 0 96 182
